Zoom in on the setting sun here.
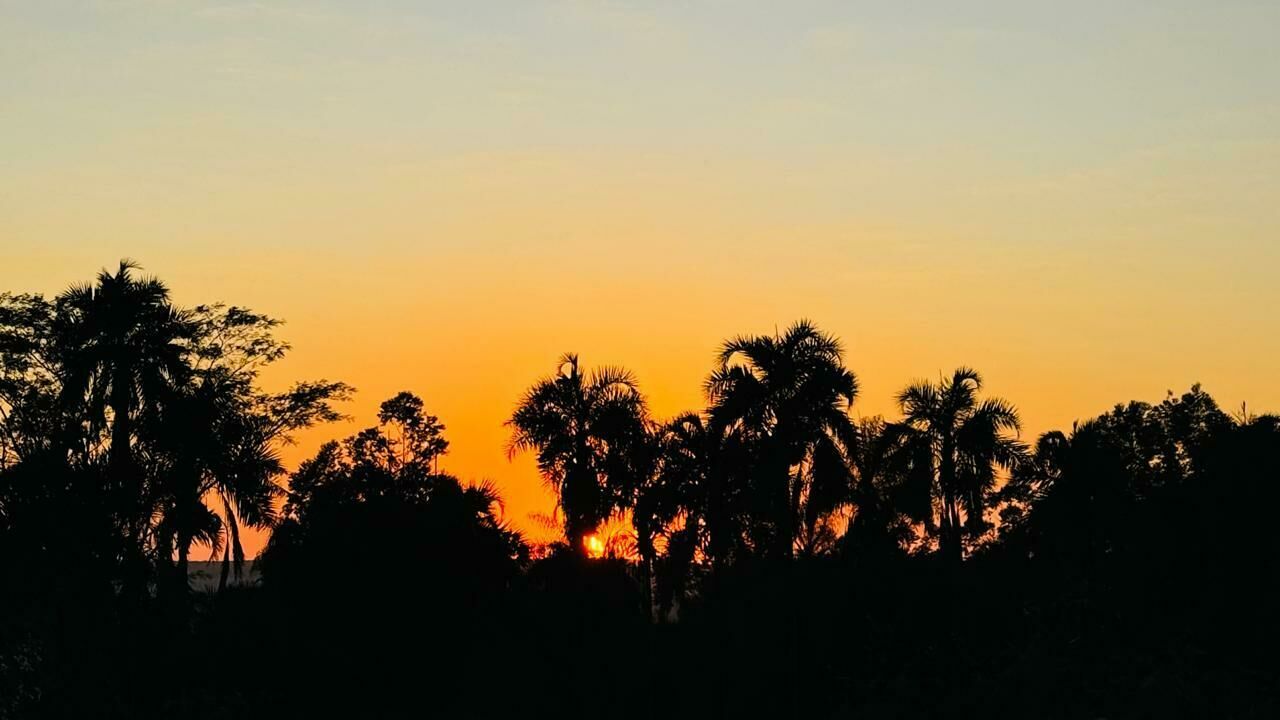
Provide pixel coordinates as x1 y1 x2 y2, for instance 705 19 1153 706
583 533 606 559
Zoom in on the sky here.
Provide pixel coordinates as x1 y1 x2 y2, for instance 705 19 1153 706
3 1 1279 556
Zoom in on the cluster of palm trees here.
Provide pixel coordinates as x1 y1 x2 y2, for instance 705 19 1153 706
7 262 1280 718
5 261 1265 613
0 261 348 599
508 321 1027 614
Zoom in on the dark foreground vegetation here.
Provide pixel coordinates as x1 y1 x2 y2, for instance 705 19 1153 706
2 262 1277 718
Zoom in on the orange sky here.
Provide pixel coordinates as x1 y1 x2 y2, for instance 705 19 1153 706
4 2 1279 556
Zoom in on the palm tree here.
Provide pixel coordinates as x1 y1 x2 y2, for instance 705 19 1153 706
147 370 286 596
636 411 756 616
840 417 917 557
54 261 194 475
642 414 713 554
705 320 858 558
153 304 349 595
152 385 223 591
896 367 1025 562
52 261 194 593
637 413 711 617
507 354 651 558
208 407 286 591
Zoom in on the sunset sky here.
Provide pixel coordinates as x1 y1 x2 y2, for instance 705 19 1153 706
4 1 1279 555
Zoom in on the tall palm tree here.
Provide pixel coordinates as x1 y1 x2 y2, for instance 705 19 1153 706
508 354 651 557
705 320 858 558
896 367 1025 562
52 261 195 592
54 261 194 474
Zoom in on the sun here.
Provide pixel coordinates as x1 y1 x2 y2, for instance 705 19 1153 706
583 533 605 559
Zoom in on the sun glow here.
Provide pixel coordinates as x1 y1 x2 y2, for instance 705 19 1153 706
583 533 605 559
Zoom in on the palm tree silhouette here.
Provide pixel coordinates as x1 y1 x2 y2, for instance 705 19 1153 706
896 367 1025 562
840 417 916 556
55 261 193 476
705 320 858 558
53 261 195 593
153 303 346 594
507 353 651 558
638 413 712 616
167 388 284 592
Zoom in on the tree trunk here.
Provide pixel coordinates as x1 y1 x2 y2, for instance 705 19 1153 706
567 526 588 558
176 542 189 589
110 369 152 600
940 436 963 564
173 541 192 620
219 543 231 592
772 451 795 560
109 367 134 475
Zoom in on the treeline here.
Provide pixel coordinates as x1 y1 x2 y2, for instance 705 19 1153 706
1 262 1277 718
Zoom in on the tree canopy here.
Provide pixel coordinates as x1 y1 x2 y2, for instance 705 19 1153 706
2 263 1277 718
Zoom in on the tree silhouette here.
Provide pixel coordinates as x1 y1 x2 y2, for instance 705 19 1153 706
0 293 65 469
263 389 526 614
258 392 526 717
347 390 448 477
1 264 349 602
5 262 1280 719
1001 384 1237 565
705 320 858 558
54 261 193 476
51 262 196 591
895 367 1025 562
840 417 916 558
507 354 652 557
636 413 709 617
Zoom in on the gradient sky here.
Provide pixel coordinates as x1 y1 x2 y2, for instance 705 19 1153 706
4 1 1279 555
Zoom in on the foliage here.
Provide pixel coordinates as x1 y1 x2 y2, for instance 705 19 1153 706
894 367 1027 560
0 262 350 599
3 263 1278 717
507 353 653 556
703 320 860 559
264 390 527 593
